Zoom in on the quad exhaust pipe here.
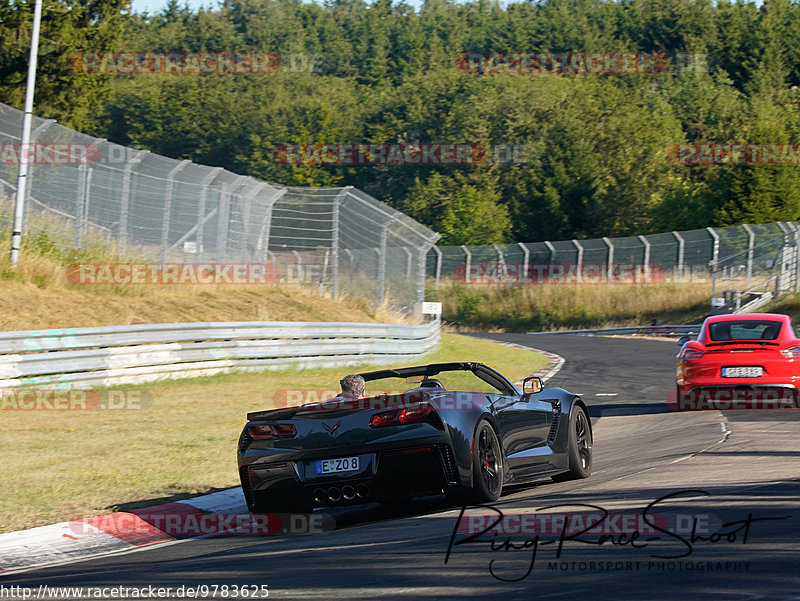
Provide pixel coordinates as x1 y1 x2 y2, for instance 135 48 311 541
312 483 371 505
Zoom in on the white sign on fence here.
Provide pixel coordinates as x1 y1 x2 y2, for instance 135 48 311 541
421 302 442 315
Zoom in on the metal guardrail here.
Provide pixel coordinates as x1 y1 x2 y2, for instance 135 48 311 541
526 324 702 337
0 320 441 390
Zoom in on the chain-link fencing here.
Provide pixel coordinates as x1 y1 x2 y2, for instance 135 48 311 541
429 222 799 287
0 102 439 312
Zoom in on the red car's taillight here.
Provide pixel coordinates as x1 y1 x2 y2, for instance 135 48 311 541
247 423 296 439
681 348 705 359
781 346 800 358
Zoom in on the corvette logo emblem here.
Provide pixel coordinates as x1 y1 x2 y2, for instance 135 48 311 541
322 420 342 435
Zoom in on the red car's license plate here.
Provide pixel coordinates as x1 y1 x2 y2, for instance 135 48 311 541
722 366 763 378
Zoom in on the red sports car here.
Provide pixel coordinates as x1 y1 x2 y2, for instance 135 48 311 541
675 313 800 410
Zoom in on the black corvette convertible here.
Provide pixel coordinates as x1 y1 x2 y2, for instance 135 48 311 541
237 362 592 512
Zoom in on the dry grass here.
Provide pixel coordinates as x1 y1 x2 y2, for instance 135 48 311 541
0 333 548 533
0 220 409 330
432 280 714 331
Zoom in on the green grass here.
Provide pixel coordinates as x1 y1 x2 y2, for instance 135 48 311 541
0 332 548 533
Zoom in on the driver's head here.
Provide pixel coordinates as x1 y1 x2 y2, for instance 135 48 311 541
340 374 366 399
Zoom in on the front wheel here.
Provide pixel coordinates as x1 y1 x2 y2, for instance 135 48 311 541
552 405 592 481
469 420 504 503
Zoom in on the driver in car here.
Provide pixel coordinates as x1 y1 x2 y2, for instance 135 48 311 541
339 374 367 399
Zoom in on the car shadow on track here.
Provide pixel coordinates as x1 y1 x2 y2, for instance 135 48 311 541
587 402 672 418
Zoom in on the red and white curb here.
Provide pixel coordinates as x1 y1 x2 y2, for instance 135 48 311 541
0 488 247 575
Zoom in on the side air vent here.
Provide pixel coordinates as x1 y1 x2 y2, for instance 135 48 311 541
437 444 460 485
548 401 561 443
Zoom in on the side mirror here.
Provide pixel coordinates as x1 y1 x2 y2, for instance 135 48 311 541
522 376 543 396
677 336 691 346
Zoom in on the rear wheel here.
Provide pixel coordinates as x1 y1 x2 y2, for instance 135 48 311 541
469 420 503 502
552 405 592 482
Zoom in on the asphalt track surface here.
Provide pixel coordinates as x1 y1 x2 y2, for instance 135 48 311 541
3 334 800 600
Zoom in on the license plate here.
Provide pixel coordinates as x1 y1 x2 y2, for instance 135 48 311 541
316 457 360 474
722 366 763 378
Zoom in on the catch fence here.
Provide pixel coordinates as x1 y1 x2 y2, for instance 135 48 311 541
0 102 439 313
429 223 800 288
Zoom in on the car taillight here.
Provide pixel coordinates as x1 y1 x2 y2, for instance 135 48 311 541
398 403 433 423
681 348 705 359
370 411 398 427
247 424 296 439
370 404 434 427
781 346 800 358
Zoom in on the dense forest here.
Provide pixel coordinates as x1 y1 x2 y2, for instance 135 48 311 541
2 0 800 244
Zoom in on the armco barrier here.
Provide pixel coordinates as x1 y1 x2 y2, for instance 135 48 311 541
0 320 440 390
527 324 701 337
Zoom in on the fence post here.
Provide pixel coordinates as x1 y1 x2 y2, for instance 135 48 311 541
637 235 651 284
292 250 303 283
518 242 529 283
544 240 555 264
343 249 354 281
118 150 148 257
20 118 55 235
239 181 269 261
707 227 719 286
378 223 389 302
217 177 248 261
742 224 755 289
74 162 88 248
795 223 800 293
331 187 352 297
402 246 413 278
672 231 685 283
492 243 508 279
195 167 223 260
160 160 190 262
461 245 472 284
216 182 230 260
432 245 443 289
780 222 800 292
255 188 287 263
572 239 584 282
602 237 614 283
416 247 427 313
